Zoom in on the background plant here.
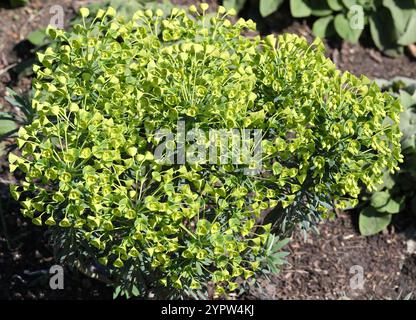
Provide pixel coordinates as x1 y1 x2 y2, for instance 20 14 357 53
358 77 416 236
8 0 29 8
9 3 402 298
0 88 34 154
224 0 416 56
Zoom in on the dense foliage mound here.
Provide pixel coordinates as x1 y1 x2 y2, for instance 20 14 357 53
9 4 402 297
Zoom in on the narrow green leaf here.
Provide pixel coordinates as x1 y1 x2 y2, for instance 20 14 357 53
272 237 291 251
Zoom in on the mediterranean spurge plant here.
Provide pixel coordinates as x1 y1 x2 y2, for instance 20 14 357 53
9 3 402 298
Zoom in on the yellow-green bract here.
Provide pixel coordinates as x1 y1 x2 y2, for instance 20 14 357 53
9 3 402 297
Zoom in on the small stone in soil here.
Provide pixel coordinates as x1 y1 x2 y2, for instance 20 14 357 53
12 252 21 261
35 250 42 259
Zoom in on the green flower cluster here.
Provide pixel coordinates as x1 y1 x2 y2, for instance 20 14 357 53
9 3 402 296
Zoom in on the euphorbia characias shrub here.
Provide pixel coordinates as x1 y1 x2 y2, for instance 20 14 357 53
9 3 402 297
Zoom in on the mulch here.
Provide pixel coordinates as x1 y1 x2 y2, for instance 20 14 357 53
248 212 416 300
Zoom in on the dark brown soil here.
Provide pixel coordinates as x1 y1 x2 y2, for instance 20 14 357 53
0 0 82 108
1 0 416 300
0 184 113 300
248 212 416 300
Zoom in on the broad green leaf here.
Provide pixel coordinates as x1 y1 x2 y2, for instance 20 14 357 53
400 90 416 109
401 135 416 151
309 0 333 16
399 93 416 148
378 171 396 190
312 16 334 38
342 0 357 7
223 0 235 9
370 191 390 209
27 29 47 46
359 207 392 236
398 13 416 45
370 191 403 214
328 0 344 11
0 119 17 136
369 9 398 51
382 0 412 34
383 47 404 57
290 0 312 17
223 0 246 11
381 197 403 214
260 0 284 17
334 13 363 43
